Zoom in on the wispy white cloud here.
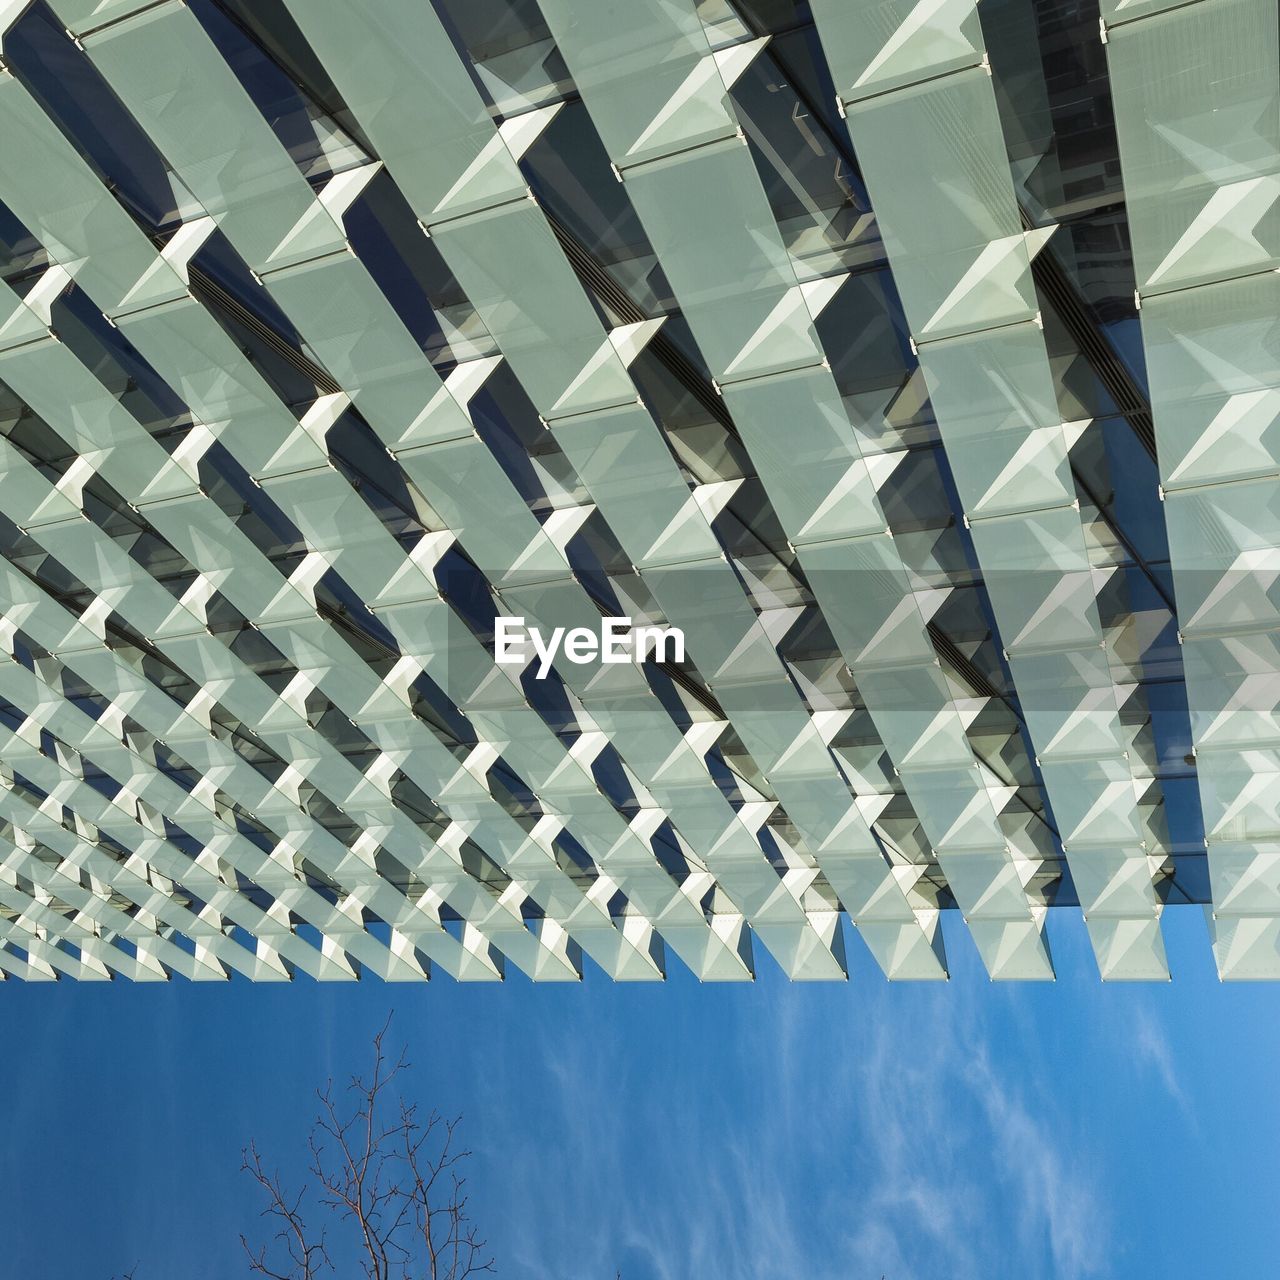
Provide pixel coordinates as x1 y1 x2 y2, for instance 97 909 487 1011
489 965 1127 1280
810 982 1108 1280
964 1043 1108 1280
1126 1003 1188 1112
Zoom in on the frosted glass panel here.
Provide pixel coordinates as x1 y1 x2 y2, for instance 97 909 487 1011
538 0 737 168
811 0 984 103
844 68 1036 339
623 139 824 381
919 321 1073 517
1107 0 1280 292
1142 272 1280 491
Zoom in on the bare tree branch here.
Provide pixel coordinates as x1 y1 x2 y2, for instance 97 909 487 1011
240 1136 331 1280
241 1015 494 1280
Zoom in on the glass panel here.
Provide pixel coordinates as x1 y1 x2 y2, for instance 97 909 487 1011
811 0 984 103
187 0 368 184
623 138 824 381
538 0 737 169
1107 0 1280 292
720 365 885 544
968 506 1100 654
432 0 571 117
432 201 636 416
0 77 187 313
842 67 1037 338
919 320 1073 517
81 3 346 272
1143 272 1280 491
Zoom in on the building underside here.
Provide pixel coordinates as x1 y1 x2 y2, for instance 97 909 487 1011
0 0 1274 981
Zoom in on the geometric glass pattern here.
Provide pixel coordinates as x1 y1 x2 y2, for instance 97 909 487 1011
0 0 1265 980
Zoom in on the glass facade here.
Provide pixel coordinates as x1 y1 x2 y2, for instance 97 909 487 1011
0 0 1270 981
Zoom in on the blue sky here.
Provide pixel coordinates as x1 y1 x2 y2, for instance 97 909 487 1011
3 905 1278 1280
